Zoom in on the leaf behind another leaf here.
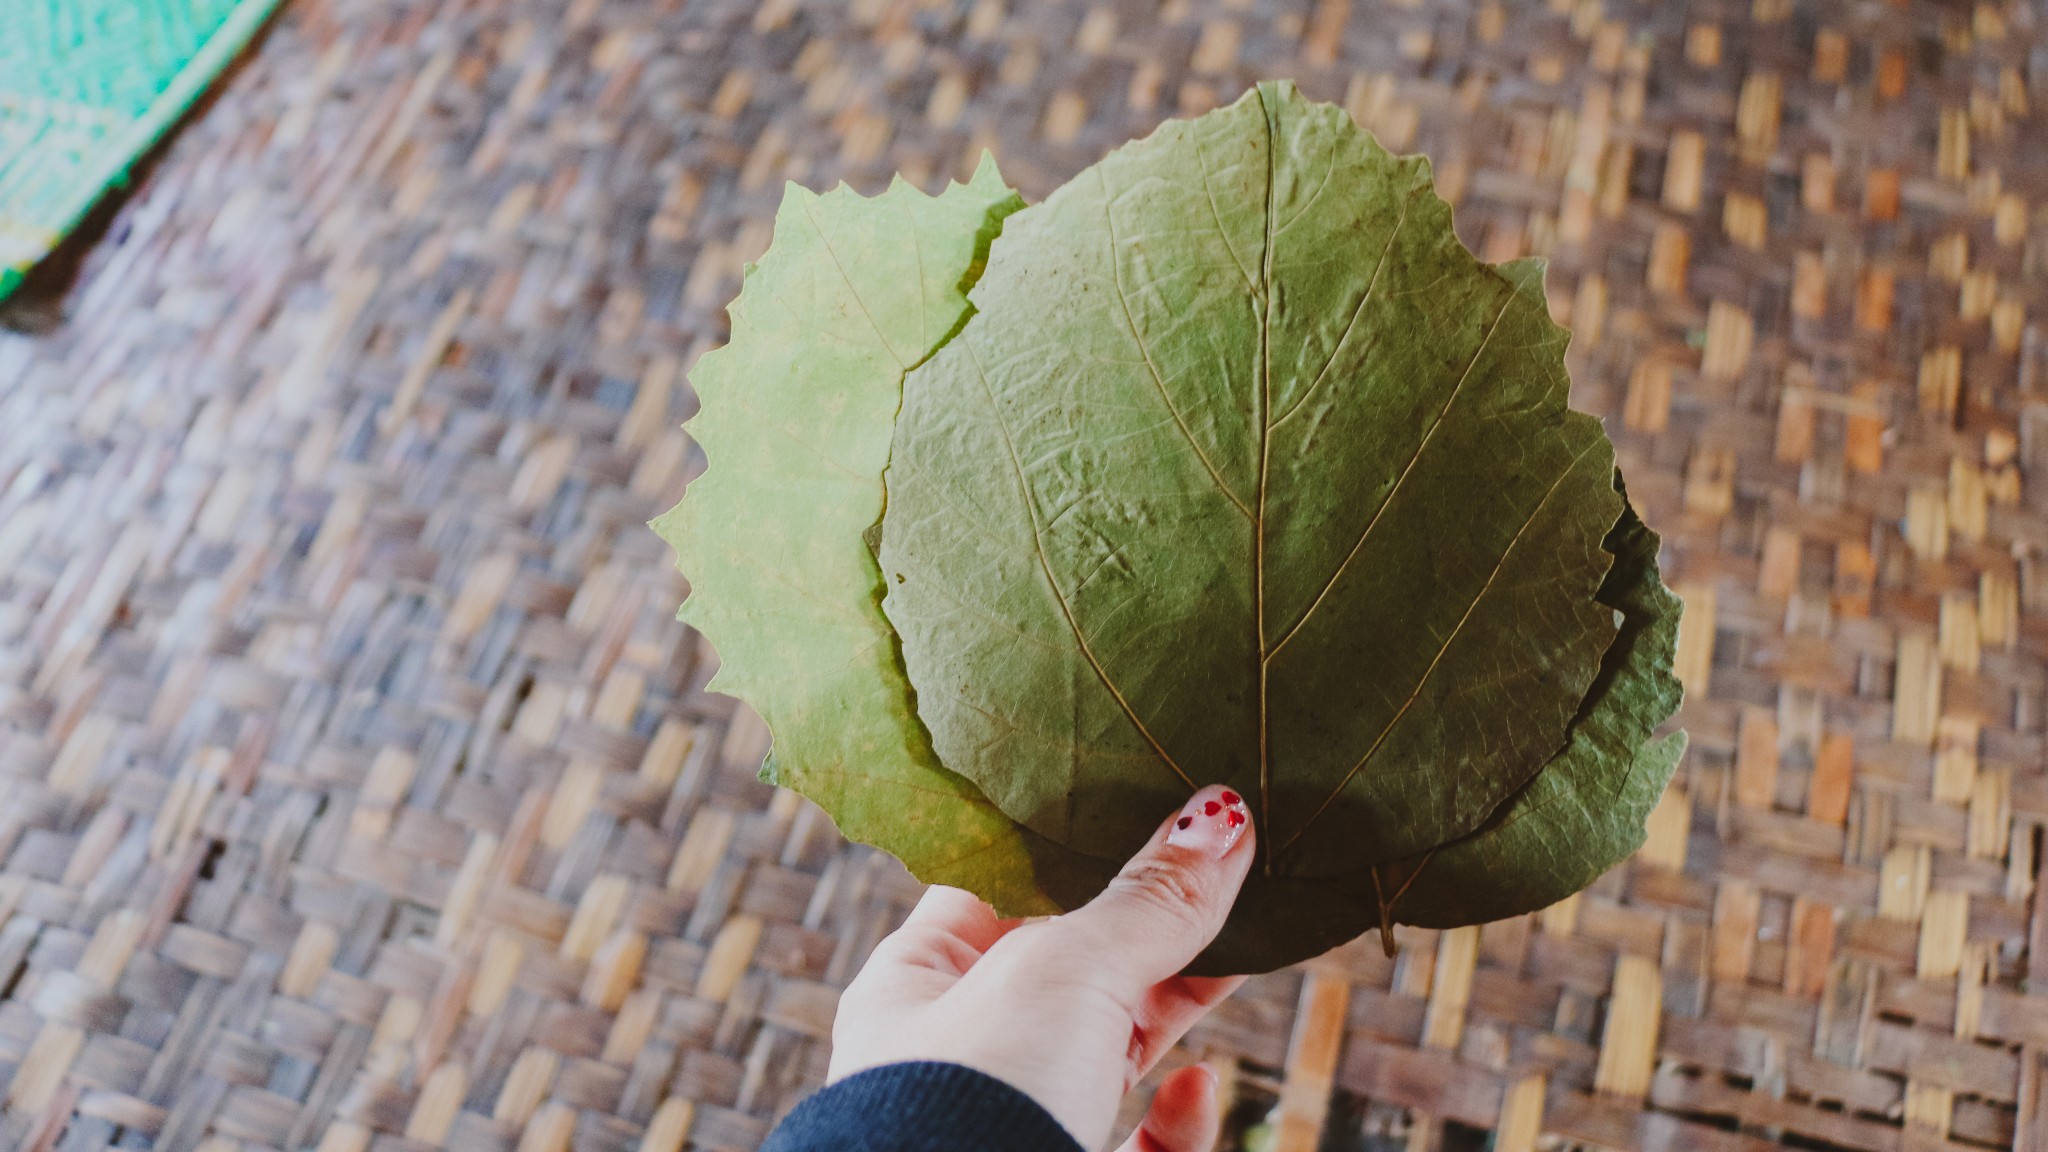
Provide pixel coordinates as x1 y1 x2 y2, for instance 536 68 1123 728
651 159 1058 916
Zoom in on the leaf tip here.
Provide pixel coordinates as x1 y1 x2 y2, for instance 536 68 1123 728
1254 77 1302 107
1496 254 1551 295
968 149 1006 189
775 178 818 209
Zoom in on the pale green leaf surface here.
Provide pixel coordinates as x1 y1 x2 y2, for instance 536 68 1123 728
650 159 1057 915
880 82 1625 882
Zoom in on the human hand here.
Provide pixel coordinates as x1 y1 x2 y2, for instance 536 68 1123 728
828 784 1256 1151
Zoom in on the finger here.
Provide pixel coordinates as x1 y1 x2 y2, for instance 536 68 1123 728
1039 785 1255 1001
833 889 1002 1073
1129 975 1246 1079
870 886 1010 976
900 886 1009 950
1114 1064 1221 1152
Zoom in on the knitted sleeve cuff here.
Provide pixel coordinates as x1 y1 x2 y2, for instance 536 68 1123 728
760 1061 1087 1152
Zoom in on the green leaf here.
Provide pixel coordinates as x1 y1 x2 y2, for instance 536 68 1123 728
880 81 1626 888
650 158 1058 916
1011 490 1683 975
661 83 1685 976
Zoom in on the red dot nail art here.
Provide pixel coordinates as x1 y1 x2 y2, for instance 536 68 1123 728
1166 785 1249 856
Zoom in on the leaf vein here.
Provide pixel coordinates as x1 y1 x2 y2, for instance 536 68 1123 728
1276 148 1336 236
799 197 908 368
1192 130 1259 297
1277 439 1599 855
1099 164 1254 520
1271 180 1420 430
1267 283 1518 658
964 339 1197 794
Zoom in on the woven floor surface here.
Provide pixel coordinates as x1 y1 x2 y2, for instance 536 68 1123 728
1 1 2045 1150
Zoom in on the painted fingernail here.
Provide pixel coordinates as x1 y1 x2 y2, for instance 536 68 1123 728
1166 784 1249 857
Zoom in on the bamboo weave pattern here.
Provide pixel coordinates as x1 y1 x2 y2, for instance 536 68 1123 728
1 1 2045 1150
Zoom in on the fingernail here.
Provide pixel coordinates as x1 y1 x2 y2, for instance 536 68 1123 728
1165 784 1249 857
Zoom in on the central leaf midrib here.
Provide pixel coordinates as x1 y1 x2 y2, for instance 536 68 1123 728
1252 85 1281 873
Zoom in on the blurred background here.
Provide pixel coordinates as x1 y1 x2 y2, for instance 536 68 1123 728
0 1 2045 1150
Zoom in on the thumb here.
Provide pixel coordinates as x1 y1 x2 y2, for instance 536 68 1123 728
1115 1063 1222 1152
1046 785 1254 997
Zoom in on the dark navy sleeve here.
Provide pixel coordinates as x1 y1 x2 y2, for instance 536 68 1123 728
762 1061 1086 1152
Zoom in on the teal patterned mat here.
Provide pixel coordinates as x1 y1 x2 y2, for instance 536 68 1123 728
0 0 282 301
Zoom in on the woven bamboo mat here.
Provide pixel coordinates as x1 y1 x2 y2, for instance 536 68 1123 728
0 0 2044 1150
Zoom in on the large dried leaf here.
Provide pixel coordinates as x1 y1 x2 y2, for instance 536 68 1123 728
651 160 1057 915
880 82 1625 886
659 84 1684 976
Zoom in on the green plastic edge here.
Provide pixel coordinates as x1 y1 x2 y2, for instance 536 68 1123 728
0 0 286 303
